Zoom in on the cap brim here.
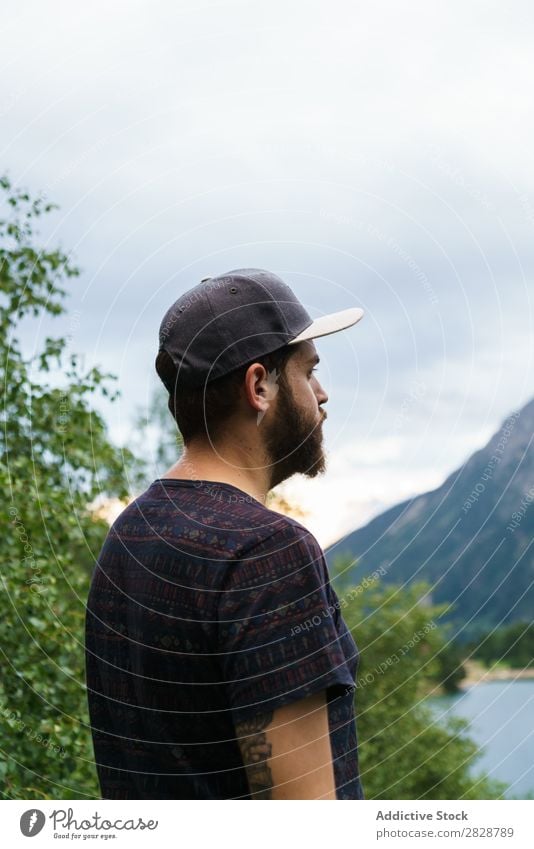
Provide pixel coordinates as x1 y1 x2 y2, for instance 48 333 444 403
287 306 364 345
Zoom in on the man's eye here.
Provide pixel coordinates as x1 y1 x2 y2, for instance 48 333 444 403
309 367 318 377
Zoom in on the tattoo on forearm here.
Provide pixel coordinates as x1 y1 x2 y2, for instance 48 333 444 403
235 711 274 799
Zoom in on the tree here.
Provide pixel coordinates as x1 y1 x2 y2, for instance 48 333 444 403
330 555 507 799
0 175 144 799
432 640 467 693
470 621 534 668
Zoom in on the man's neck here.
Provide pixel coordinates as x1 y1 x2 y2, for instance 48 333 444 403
162 442 272 506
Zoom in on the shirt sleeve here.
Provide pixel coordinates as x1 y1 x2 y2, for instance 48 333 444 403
216 520 356 724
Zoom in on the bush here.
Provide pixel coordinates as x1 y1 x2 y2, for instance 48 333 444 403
0 175 143 799
331 558 507 799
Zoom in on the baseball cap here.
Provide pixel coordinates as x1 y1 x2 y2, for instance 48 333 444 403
157 268 364 390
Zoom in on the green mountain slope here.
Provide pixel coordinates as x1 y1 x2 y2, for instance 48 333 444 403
325 398 534 640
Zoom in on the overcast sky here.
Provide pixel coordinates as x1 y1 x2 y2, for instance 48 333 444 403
3 0 534 546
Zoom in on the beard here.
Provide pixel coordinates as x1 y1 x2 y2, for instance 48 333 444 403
263 375 327 489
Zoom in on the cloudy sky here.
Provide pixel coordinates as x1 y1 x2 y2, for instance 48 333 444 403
3 0 534 546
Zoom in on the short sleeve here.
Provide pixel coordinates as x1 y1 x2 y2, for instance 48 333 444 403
216 521 356 724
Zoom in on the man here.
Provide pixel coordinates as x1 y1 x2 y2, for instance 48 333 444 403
85 268 365 799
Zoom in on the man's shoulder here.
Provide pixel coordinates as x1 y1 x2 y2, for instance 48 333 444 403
218 511 332 603
242 507 323 552
100 483 325 568
235 511 327 588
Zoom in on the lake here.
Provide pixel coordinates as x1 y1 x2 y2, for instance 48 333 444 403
428 680 534 799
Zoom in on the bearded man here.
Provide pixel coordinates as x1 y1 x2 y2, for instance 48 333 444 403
85 268 365 800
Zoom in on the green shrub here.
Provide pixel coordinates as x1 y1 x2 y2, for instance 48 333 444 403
331 559 507 799
0 175 143 799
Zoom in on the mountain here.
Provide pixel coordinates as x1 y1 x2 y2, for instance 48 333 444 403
325 397 534 640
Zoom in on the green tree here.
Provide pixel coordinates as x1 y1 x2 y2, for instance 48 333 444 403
330 556 507 799
470 621 534 668
0 175 144 799
432 639 467 693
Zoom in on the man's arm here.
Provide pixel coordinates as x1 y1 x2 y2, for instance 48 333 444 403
234 689 337 799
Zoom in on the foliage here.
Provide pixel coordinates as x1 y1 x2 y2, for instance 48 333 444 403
331 556 508 799
469 621 534 668
0 174 144 799
431 639 467 693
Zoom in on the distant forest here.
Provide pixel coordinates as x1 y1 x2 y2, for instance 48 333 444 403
468 621 534 668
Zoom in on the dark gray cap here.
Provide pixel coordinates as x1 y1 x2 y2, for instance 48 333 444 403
157 268 363 390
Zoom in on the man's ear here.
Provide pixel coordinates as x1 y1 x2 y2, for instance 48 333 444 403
256 367 280 426
243 363 280 426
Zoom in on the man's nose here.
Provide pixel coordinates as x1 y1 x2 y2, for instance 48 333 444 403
317 382 328 407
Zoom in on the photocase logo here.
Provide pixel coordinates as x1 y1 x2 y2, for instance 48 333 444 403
20 809 45 837
257 367 280 425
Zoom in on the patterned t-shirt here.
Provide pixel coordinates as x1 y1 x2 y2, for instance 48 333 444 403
84 478 364 800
